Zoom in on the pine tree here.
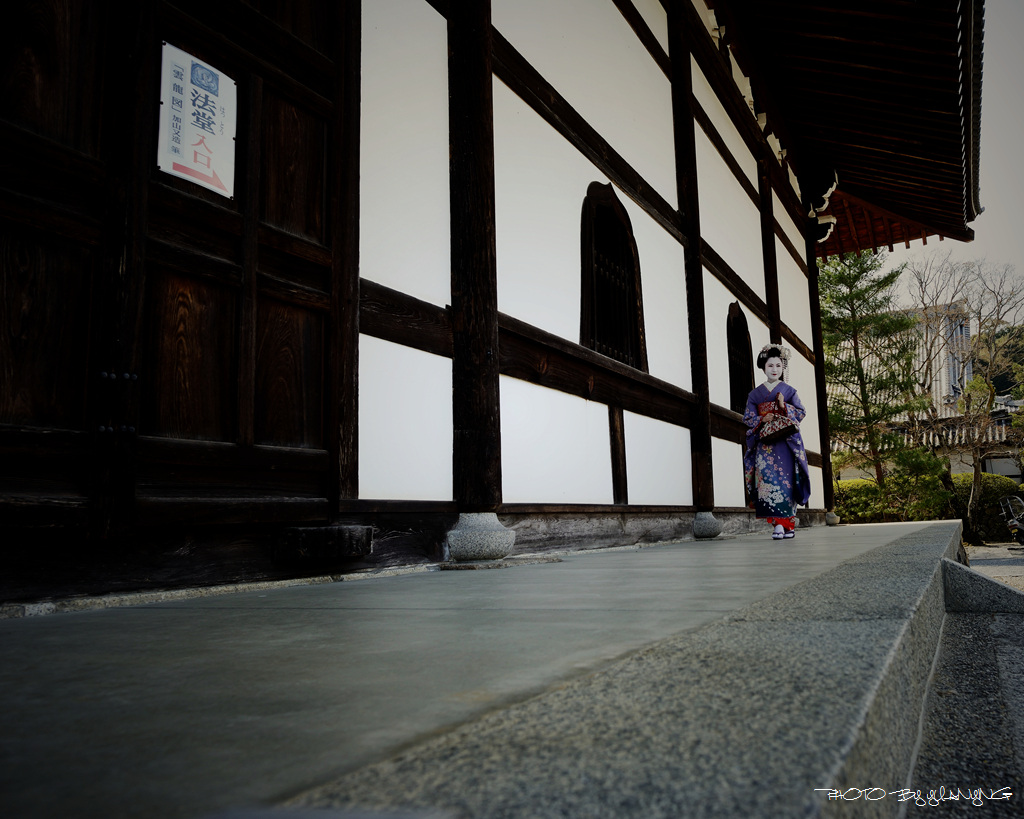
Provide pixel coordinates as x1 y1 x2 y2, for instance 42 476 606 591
820 252 923 486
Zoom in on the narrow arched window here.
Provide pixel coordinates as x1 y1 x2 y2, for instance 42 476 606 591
580 182 648 371
727 302 754 413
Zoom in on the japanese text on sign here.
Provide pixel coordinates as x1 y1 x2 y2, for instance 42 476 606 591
157 43 236 198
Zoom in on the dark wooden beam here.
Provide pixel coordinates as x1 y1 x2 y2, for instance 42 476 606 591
669 0 714 512
759 154 782 342
448 0 502 512
360 280 453 358
498 314 696 429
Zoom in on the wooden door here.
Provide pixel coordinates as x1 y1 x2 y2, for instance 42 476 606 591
0 0 359 552
132 0 357 531
0 0 121 539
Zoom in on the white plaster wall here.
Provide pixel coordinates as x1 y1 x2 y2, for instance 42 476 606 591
500 377 613 503
747 313 772 380
494 81 689 390
361 0 450 306
788 352 820 453
712 437 748 508
359 336 452 500
807 466 825 511
492 0 677 208
695 127 765 299
777 246 814 344
621 198 690 390
692 60 757 189
773 192 805 257
703 269 740 409
493 80 603 342
634 0 669 54
624 412 692 505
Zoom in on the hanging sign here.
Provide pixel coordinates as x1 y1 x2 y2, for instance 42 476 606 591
157 43 237 198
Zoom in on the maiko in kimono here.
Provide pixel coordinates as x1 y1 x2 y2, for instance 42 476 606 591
744 344 811 540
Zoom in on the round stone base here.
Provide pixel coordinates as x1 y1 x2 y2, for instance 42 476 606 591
447 512 516 561
692 511 723 540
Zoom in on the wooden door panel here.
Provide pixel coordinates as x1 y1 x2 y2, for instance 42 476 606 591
1 0 105 156
254 297 324 449
148 185 243 263
239 0 337 58
145 267 238 441
258 239 331 295
260 93 327 242
0 225 95 428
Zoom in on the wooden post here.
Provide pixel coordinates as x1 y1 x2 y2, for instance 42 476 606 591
758 154 783 343
448 0 502 512
805 204 836 512
668 2 714 513
335 0 362 505
609 406 628 504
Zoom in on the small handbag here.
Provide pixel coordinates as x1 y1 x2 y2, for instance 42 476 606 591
758 401 799 444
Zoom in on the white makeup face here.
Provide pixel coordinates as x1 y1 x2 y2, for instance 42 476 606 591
763 357 784 382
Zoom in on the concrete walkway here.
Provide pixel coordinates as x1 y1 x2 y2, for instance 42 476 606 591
0 521 1016 818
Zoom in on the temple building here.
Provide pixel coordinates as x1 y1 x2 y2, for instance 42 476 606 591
0 0 984 591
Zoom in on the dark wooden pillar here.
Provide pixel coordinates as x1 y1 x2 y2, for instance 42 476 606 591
758 154 783 343
608 406 628 504
804 214 836 511
335 0 362 506
448 0 502 511
668 2 714 512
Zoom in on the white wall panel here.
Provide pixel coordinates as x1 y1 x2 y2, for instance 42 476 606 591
493 0 677 208
624 412 692 505
634 0 669 54
695 128 765 300
712 437 748 508
361 0 450 305
788 352 820 453
773 192 805 258
808 466 825 511
493 81 604 341
777 244 813 344
703 269 739 409
359 337 452 500
500 377 613 503
692 59 757 189
621 198 690 390
747 313 771 383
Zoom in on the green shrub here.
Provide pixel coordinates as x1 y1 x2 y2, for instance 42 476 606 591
836 471 1022 542
834 474 949 525
950 472 1021 541
833 479 881 524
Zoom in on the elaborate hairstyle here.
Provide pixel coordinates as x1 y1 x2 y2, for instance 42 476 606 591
756 344 791 380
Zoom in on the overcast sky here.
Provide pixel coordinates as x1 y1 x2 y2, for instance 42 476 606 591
879 0 1024 276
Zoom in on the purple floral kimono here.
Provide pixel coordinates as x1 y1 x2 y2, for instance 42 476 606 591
743 382 811 519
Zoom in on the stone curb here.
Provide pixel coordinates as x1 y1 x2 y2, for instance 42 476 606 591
942 557 1024 614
